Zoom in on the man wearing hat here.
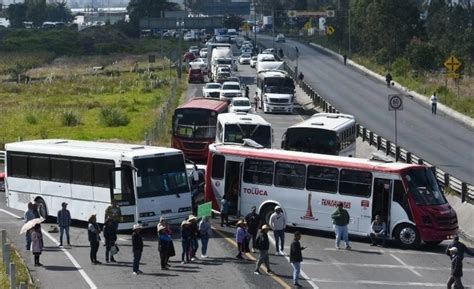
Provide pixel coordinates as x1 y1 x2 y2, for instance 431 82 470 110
158 223 172 270
331 202 351 249
188 215 199 261
57 202 71 247
132 224 143 275
254 224 273 275
446 235 474 260
245 206 262 253
447 247 464 289
270 206 287 255
105 199 122 231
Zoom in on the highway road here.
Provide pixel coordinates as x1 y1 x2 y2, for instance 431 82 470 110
256 35 474 185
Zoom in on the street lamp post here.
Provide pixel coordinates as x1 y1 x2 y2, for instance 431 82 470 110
177 19 183 79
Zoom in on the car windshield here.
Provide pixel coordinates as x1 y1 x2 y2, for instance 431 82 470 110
223 84 240 90
234 100 250 106
173 108 217 139
242 54 251 58
207 84 221 89
403 168 447 206
135 155 190 198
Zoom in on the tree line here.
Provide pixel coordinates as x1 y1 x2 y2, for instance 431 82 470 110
6 0 73 28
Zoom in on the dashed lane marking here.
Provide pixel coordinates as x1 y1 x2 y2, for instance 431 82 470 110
0 209 98 289
212 227 292 289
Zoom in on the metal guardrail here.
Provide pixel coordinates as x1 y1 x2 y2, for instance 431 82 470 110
283 63 474 202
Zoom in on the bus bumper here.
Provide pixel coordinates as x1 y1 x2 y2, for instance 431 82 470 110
264 103 294 113
418 226 458 242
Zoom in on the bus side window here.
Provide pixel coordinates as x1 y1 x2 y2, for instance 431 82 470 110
211 155 225 179
393 180 413 221
8 154 28 177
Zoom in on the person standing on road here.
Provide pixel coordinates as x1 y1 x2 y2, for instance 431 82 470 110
270 206 287 255
298 72 304 86
105 199 122 231
343 54 347 65
290 231 306 288
188 215 199 261
180 220 192 264
331 202 351 250
158 217 175 266
199 216 212 258
245 206 261 253
254 224 273 275
254 92 259 112
132 224 143 275
385 72 393 87
447 247 464 289
369 215 386 247
430 92 438 114
30 224 43 266
57 202 71 247
235 220 249 259
24 202 35 250
445 236 474 260
158 223 172 270
88 214 102 264
103 218 117 263
220 196 230 227
245 85 250 99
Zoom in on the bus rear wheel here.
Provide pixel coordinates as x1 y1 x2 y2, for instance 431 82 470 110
394 223 420 249
260 204 276 225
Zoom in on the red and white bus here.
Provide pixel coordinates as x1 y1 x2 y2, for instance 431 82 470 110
205 144 458 248
172 98 228 163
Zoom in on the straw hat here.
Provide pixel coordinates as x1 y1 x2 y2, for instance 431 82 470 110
157 224 166 232
261 224 271 231
188 215 197 222
448 247 458 253
236 219 245 226
132 224 142 231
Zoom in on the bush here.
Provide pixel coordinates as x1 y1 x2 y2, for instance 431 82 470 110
99 107 129 127
406 42 437 70
392 57 411 76
60 110 81 126
25 112 38 124
374 48 390 66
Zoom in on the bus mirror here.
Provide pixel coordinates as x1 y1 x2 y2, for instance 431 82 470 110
136 176 142 188
193 170 199 182
281 140 285 149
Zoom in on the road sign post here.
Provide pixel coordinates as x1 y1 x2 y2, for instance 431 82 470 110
388 94 404 149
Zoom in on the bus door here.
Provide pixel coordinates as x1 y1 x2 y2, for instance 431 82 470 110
372 178 392 235
109 162 136 207
224 160 241 216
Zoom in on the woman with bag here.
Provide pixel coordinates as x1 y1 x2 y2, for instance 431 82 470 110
103 218 117 263
30 224 43 266
88 214 102 264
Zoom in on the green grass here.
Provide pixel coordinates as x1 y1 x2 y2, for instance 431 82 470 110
0 54 186 147
0 244 36 288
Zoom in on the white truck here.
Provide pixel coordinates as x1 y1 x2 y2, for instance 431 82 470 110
256 60 284 74
210 47 235 81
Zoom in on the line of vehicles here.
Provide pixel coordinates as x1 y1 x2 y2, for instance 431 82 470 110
1 33 459 248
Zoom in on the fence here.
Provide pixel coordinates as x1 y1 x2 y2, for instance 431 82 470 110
144 77 179 145
283 62 474 202
1 230 31 289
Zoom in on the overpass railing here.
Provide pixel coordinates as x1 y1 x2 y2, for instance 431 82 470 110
283 62 474 202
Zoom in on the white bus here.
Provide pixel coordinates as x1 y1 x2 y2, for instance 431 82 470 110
216 112 272 148
204 144 458 248
256 70 295 113
5 139 193 229
282 113 356 157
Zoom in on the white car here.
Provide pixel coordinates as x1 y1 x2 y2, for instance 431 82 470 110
220 81 243 102
229 97 252 113
239 53 252 65
202 82 222 98
199 48 208 58
184 33 195 41
189 58 208 74
242 41 253 49
250 56 257 68
263 48 275 54
189 45 199 55
275 33 286 43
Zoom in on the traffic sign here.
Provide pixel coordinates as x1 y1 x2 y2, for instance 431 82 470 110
388 94 403 111
287 10 297 18
326 25 335 35
241 23 250 32
444 55 461 72
326 10 335 17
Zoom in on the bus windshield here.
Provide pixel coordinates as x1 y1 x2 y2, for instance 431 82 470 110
264 77 294 94
285 128 338 155
224 124 271 148
135 155 190 198
173 109 217 139
403 168 447 206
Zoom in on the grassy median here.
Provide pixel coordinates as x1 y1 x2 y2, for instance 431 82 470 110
0 243 35 288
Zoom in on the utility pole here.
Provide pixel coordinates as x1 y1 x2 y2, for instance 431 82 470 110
348 9 351 57
253 0 257 45
177 18 183 79
271 5 275 49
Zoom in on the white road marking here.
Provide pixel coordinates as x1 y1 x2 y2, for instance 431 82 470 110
302 261 474 272
323 247 441 256
267 234 320 289
391 253 422 277
311 278 473 287
0 209 98 289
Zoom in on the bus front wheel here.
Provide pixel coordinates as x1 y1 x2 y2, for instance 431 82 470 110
394 223 420 249
260 204 276 225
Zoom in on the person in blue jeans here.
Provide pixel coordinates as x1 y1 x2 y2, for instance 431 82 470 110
290 231 306 288
331 202 351 249
132 224 143 275
199 216 212 258
270 206 287 255
57 202 71 247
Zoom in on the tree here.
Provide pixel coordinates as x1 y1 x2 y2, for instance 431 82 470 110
26 0 47 27
127 0 180 36
223 16 244 30
6 3 27 28
45 1 73 23
294 0 308 10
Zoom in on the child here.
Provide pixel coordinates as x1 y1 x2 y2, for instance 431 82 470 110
30 224 43 266
235 220 249 259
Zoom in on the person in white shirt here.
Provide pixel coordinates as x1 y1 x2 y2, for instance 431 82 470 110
430 92 438 114
369 215 386 247
270 206 287 255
